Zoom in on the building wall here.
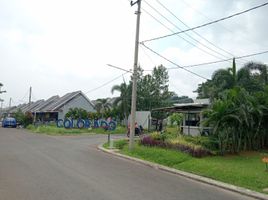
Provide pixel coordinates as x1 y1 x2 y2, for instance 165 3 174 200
128 111 151 129
58 94 95 119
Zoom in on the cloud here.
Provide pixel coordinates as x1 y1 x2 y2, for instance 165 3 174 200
0 0 267 107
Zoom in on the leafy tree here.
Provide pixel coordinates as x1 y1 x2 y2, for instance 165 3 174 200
203 87 268 154
112 65 173 123
170 113 183 131
137 65 172 119
14 109 25 125
169 95 193 104
196 60 268 99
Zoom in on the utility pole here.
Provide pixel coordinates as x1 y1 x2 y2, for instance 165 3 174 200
9 98 11 108
0 99 3 118
29 86 32 106
129 0 141 150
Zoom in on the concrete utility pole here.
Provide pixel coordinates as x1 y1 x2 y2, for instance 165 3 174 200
9 98 11 109
0 99 3 118
29 86 32 106
129 0 141 150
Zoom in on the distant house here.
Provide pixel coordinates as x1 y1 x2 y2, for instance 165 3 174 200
153 99 210 136
3 91 96 121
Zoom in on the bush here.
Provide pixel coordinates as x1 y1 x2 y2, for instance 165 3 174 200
114 140 128 149
141 135 165 147
184 136 218 151
141 135 212 158
150 132 166 141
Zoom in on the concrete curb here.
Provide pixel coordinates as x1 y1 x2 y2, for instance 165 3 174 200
98 144 268 200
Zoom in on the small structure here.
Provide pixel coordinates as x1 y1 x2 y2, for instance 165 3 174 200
128 111 151 130
153 99 210 136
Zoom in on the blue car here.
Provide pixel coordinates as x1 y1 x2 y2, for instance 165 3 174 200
2 117 17 128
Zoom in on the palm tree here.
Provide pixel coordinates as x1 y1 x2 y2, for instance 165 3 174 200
111 82 131 125
197 59 268 99
94 98 112 118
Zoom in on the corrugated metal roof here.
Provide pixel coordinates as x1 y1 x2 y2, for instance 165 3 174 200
21 100 45 113
3 91 94 114
32 95 60 112
45 91 81 111
153 99 210 112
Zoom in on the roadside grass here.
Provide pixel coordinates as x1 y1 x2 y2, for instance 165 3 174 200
27 124 127 136
104 140 268 193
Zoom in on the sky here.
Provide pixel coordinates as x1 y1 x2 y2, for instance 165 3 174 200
0 0 268 108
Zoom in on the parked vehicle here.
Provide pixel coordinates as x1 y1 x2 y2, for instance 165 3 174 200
2 117 17 128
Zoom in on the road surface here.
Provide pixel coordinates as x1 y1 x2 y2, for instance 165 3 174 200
0 128 255 200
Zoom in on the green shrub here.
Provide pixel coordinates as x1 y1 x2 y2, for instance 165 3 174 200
184 136 218 151
150 132 167 141
114 140 128 149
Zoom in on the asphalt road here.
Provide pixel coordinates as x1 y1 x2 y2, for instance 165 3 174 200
0 128 256 200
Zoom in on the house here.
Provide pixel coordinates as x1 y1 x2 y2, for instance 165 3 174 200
153 99 210 136
3 91 96 121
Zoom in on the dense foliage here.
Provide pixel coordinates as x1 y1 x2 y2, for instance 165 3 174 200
199 60 268 154
65 108 88 119
111 65 174 121
14 110 33 127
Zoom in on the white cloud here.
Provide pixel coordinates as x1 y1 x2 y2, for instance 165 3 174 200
0 0 268 107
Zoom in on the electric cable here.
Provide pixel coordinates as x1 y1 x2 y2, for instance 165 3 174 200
165 49 268 69
142 1 268 43
85 72 130 94
143 0 234 60
142 8 229 61
154 0 236 58
180 0 264 48
141 43 209 80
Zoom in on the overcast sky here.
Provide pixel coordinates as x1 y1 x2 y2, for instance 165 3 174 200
1 0 268 108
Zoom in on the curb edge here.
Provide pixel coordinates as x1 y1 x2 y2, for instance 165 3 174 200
98 144 268 200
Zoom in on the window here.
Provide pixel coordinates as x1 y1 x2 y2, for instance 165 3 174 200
185 113 200 126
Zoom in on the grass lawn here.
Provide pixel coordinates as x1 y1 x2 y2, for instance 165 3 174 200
109 141 268 193
27 124 127 136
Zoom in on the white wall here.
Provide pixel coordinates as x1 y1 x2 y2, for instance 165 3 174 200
128 111 151 129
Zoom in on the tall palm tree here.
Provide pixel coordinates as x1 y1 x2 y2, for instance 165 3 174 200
94 98 112 118
198 59 268 99
111 82 131 125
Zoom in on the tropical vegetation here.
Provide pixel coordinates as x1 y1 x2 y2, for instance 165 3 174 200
197 59 268 154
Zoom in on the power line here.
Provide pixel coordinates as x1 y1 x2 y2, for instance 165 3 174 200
142 8 228 60
107 64 132 73
143 0 233 60
140 44 157 70
154 0 235 58
45 73 130 110
84 72 130 95
141 43 209 80
166 49 268 69
142 1 268 43
180 0 263 48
